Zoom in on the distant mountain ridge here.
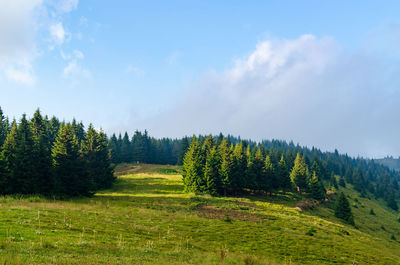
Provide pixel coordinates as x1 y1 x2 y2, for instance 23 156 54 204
376 156 400 171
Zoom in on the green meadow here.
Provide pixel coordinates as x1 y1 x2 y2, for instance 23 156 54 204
0 164 399 264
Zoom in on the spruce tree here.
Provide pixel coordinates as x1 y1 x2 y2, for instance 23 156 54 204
219 139 234 195
120 132 131 163
309 172 326 200
0 107 8 147
82 126 115 190
261 155 273 194
30 109 53 194
182 136 203 193
52 124 91 196
334 192 354 225
248 148 264 191
386 193 399 211
232 142 247 192
330 173 339 190
177 137 189 165
278 155 291 193
339 176 346 188
203 146 221 195
1 115 37 194
290 153 309 193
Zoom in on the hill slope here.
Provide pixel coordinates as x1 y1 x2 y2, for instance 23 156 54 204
1 164 400 264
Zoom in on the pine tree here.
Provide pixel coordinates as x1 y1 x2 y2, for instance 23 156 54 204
290 153 309 193
177 137 189 165
219 139 234 195
330 172 338 190
262 155 274 194
1 115 37 194
82 126 115 190
278 155 291 193
120 132 131 163
386 193 398 211
0 107 9 147
52 124 91 196
248 148 264 191
339 176 346 188
30 109 53 194
108 134 121 163
203 146 221 195
309 172 326 200
182 136 203 193
334 192 354 225
232 142 247 193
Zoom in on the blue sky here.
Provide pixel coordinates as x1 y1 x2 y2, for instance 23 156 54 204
2 0 400 157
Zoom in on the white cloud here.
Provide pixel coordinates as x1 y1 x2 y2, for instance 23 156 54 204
138 34 400 157
57 0 79 13
50 22 67 46
0 0 42 84
62 60 91 85
5 65 36 86
0 0 79 85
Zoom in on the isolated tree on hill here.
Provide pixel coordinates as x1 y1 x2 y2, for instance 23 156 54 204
182 136 203 192
386 193 398 211
52 124 90 196
30 109 53 194
309 172 326 200
278 155 291 193
290 153 309 193
334 192 354 225
203 146 221 195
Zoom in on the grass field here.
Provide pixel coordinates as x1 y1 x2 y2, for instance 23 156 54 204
0 164 400 264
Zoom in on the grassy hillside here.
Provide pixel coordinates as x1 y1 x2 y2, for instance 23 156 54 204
0 164 400 264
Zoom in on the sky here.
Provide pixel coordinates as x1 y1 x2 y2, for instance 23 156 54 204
1 0 400 158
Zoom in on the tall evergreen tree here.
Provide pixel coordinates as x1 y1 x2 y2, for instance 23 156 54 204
232 142 247 192
52 124 91 196
262 155 274 194
278 155 291 192
82 126 115 190
177 137 190 165
309 172 326 200
1 115 37 194
219 139 234 195
120 132 132 163
0 107 8 147
334 192 354 225
203 146 221 195
182 136 203 193
290 153 309 193
30 109 53 194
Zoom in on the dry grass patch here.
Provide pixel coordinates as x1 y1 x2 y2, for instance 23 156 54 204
195 205 261 222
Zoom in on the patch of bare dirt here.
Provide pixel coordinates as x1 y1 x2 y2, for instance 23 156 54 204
195 205 261 222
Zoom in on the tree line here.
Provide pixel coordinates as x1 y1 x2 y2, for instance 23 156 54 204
180 135 399 211
182 135 326 199
0 107 114 197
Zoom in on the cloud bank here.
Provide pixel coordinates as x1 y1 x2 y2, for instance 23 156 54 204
138 34 400 158
0 0 80 85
